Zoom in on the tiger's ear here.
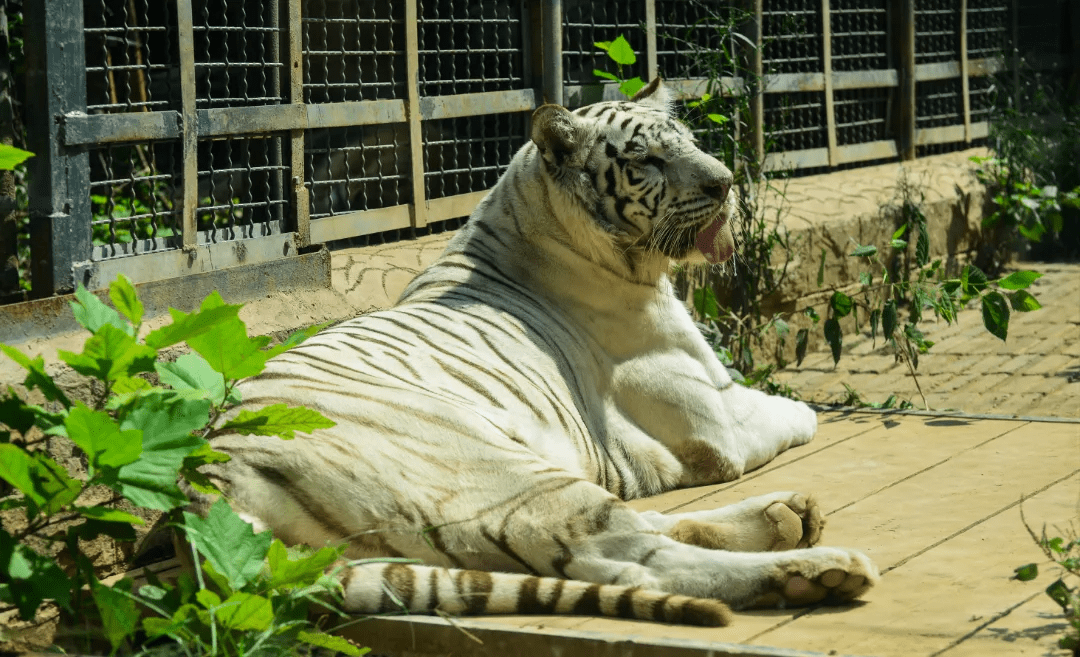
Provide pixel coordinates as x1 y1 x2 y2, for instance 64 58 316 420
531 104 580 164
631 77 672 112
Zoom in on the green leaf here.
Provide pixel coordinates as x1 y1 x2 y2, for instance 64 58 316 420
1045 578 1071 609
869 309 880 343
890 239 908 250
109 274 144 329
0 445 81 516
0 389 61 436
794 328 809 366
823 318 842 365
619 77 646 98
1 539 72 618
66 403 142 481
706 113 728 124
195 588 222 609
961 264 989 296
981 291 1011 341
605 35 637 66
997 270 1043 290
915 223 929 267
858 271 872 286
593 40 612 51
0 345 71 407
57 323 157 383
891 224 908 240
849 244 877 258
266 540 344 591
693 287 720 320
592 69 620 82
218 404 336 440
143 292 243 350
803 306 820 324
183 498 272 590
92 578 140 651
216 592 274 631
297 630 370 656
773 318 790 340
71 285 133 336
829 291 853 319
180 443 232 494
75 506 145 525
1008 290 1042 312
156 353 229 404
882 301 898 342
264 322 330 359
187 314 270 381
116 393 210 510
0 144 33 170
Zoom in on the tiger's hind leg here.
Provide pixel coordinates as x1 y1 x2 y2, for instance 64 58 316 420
639 492 825 552
485 477 875 611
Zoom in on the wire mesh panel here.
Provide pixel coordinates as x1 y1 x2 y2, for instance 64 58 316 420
834 88 891 146
830 0 888 72
655 0 740 81
915 78 963 130
914 0 958 65
418 0 526 95
302 0 406 103
196 135 288 241
762 0 822 74
967 0 1008 61
305 125 410 218
193 0 284 108
563 0 648 87
83 0 179 113
88 140 182 258
969 74 997 126
422 114 528 201
764 91 827 153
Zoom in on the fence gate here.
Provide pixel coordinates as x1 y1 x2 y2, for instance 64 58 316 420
17 0 1010 300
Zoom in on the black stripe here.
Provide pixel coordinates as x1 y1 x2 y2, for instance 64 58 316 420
571 584 603 616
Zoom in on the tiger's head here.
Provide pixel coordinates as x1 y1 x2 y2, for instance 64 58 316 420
530 78 735 269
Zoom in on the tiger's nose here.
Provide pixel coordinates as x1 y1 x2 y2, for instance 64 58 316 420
703 182 730 202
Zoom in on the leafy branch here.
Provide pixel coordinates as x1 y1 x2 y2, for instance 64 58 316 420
0 275 363 655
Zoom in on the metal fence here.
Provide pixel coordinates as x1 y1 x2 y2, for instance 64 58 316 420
13 0 1011 300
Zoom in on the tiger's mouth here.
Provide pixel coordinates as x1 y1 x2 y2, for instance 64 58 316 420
694 209 735 264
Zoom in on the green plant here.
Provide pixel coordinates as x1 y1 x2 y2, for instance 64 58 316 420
592 36 645 98
0 275 367 655
811 204 1043 408
1014 508 1079 654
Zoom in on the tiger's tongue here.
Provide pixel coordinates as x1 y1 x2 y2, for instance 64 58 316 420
695 217 735 264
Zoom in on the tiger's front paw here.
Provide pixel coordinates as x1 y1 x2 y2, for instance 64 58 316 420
665 492 824 552
746 547 878 609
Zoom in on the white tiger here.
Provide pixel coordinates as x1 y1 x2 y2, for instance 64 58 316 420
192 78 878 626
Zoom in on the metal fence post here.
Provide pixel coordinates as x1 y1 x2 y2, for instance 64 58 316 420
542 0 563 106
176 0 199 252
0 2 18 298
896 0 916 160
822 0 837 167
404 0 428 230
959 0 972 143
283 0 310 247
25 0 92 297
748 0 764 169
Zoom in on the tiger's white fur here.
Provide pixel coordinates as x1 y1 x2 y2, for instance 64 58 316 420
193 79 878 626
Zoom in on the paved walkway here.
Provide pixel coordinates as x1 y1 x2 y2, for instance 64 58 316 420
348 412 1080 657
773 261 1080 419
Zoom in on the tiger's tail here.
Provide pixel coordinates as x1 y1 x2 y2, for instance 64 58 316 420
340 562 731 627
